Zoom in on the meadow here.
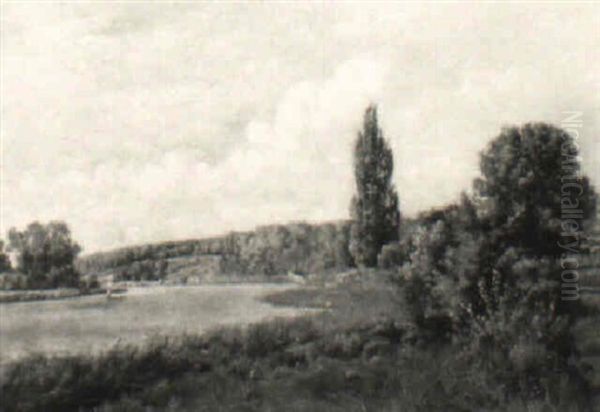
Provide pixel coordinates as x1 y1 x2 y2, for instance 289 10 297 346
1 274 598 411
0 284 306 365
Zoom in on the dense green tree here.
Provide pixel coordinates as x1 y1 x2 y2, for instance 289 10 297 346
405 124 597 325
349 105 400 267
474 123 596 257
469 124 597 320
403 124 597 363
398 124 598 403
8 221 81 288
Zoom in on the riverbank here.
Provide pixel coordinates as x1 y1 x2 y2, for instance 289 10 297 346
0 275 294 304
0 288 106 304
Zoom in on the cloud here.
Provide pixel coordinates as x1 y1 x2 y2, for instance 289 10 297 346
2 55 390 251
2 3 599 252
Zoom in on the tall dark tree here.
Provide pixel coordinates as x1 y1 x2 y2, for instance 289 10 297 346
349 105 400 267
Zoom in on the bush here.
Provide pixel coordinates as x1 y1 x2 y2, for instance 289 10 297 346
0 272 28 290
377 242 406 269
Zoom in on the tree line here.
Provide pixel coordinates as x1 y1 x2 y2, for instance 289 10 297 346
2 106 597 310
75 221 353 282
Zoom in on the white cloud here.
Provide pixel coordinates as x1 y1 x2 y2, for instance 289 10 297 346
2 3 599 252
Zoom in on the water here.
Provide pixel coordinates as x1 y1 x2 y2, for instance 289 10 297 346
0 284 303 363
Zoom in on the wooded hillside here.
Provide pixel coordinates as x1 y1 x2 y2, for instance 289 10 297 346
75 221 354 282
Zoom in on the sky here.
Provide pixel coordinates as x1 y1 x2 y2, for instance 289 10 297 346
1 2 599 253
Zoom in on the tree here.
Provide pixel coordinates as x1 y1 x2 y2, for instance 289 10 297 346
459 125 597 397
474 123 596 258
0 240 11 272
404 123 597 356
470 123 597 319
7 221 82 288
349 105 400 267
400 124 597 402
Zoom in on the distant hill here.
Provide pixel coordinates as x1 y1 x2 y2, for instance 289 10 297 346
75 221 355 283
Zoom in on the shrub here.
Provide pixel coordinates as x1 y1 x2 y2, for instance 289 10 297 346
377 242 406 269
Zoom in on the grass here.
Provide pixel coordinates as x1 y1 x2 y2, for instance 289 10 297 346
1 274 599 412
574 294 600 407
0 284 301 364
0 273 406 411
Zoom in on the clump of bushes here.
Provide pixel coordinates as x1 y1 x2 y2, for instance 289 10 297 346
0 271 28 290
377 242 409 269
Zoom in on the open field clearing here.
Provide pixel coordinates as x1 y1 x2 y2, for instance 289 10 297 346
0 284 307 364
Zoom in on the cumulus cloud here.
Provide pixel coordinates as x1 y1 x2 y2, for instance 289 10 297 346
2 52 389 251
2 3 598 252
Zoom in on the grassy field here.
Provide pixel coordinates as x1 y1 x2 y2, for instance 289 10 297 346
0 274 412 412
0 284 304 364
1 275 598 411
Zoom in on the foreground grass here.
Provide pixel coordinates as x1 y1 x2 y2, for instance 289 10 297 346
576 291 600 408
1 274 598 411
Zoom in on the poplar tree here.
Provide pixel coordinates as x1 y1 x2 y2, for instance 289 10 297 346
349 105 400 267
